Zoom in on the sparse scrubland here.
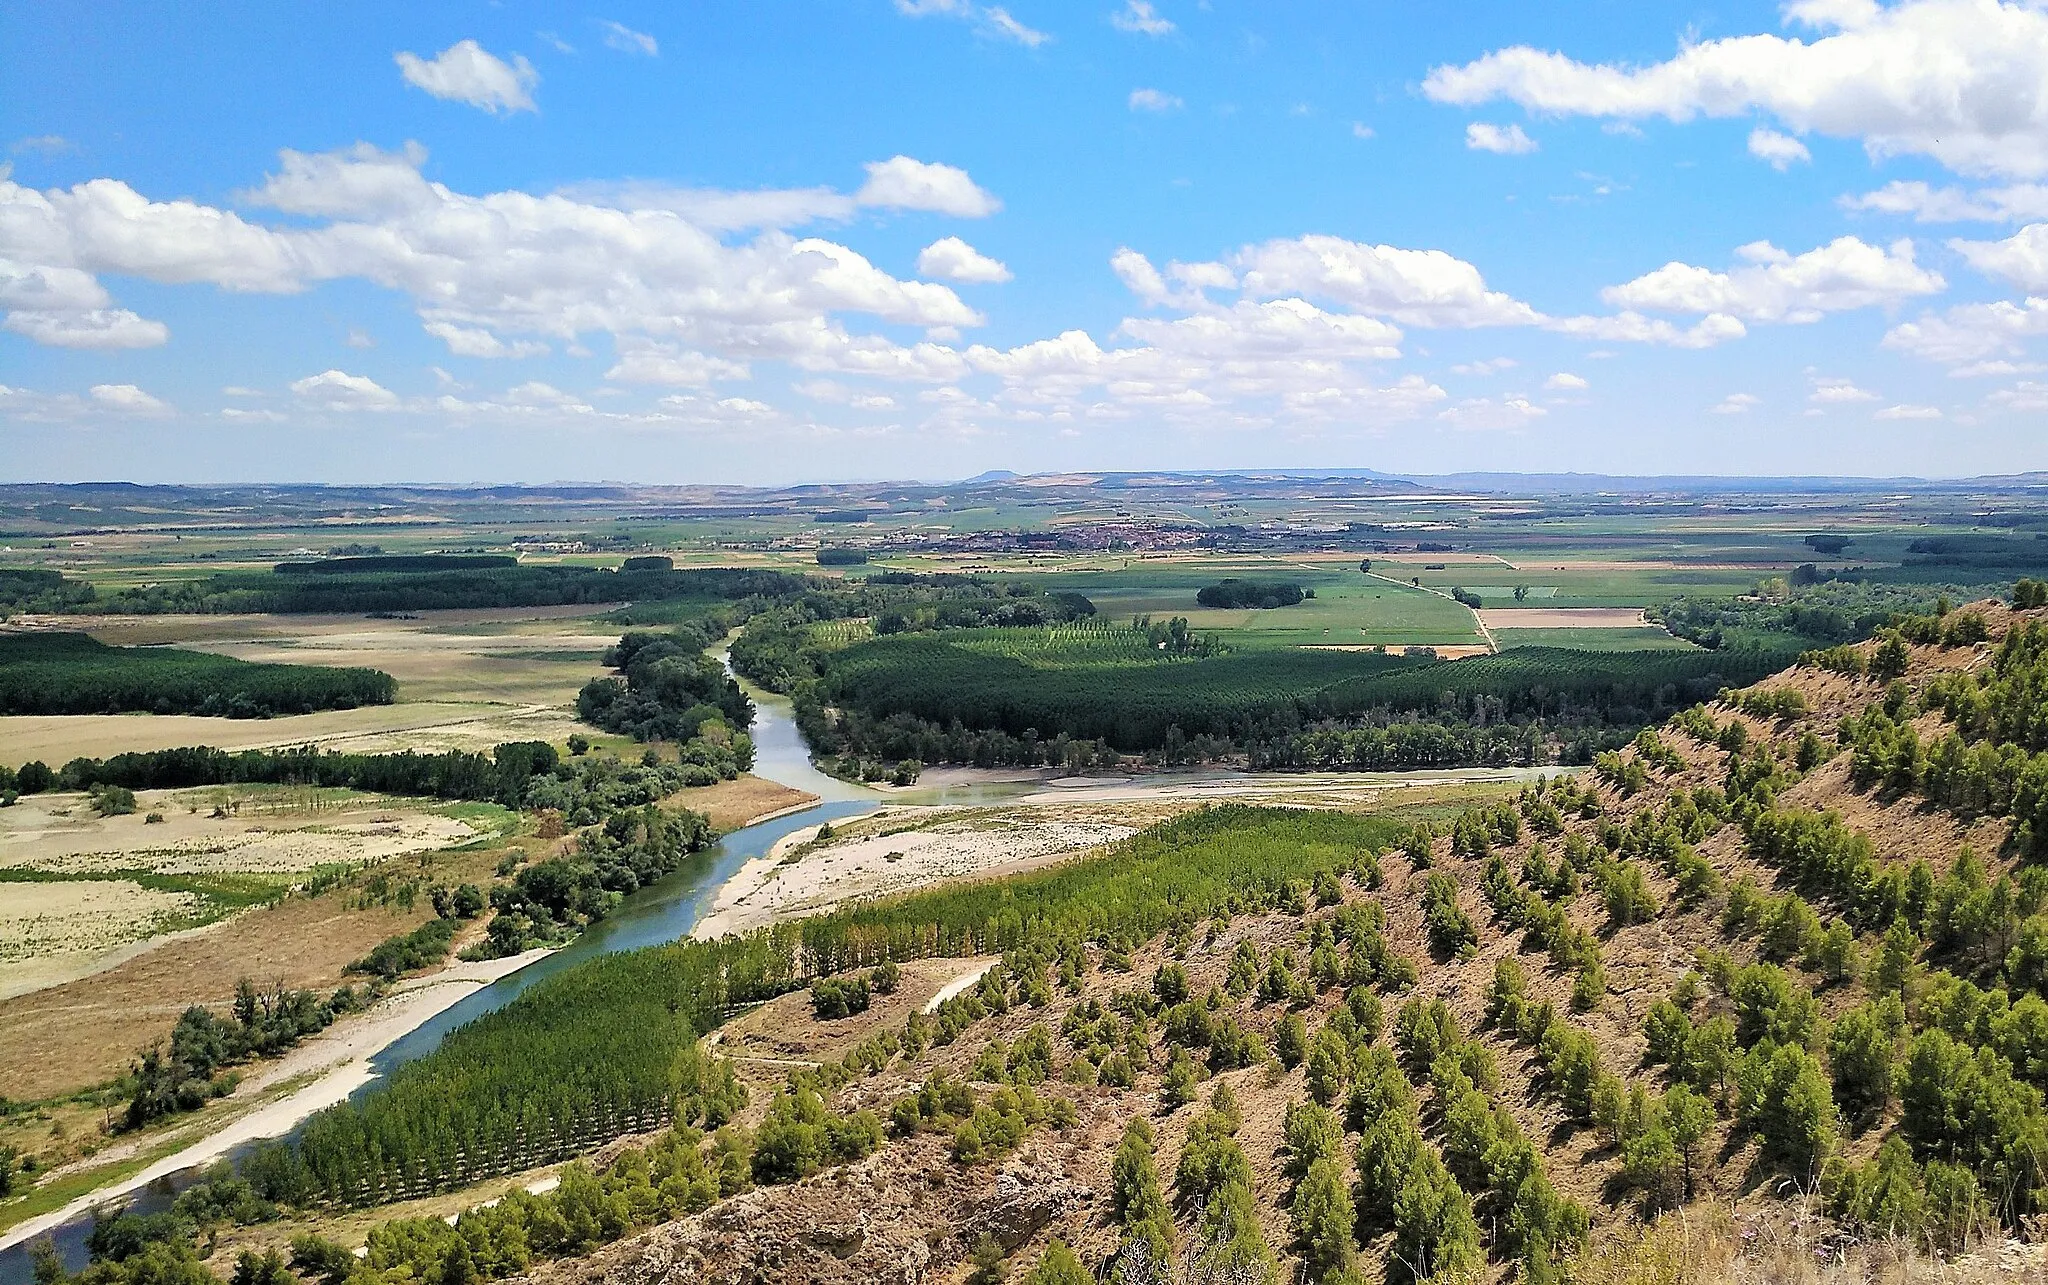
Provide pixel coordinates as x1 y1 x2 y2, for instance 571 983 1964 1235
43 586 2048 1285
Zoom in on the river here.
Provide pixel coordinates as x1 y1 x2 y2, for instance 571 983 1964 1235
0 680 878 1280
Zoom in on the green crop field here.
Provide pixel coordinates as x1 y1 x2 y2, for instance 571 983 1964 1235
1030 561 1485 647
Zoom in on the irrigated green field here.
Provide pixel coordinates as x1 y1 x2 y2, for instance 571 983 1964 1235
1030 560 1485 648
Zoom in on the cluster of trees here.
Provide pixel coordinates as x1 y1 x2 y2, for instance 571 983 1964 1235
575 628 755 756
0 632 394 718
229 807 1402 1206
13 741 565 807
125 981 364 1129
481 802 716 956
803 636 1780 760
8 563 810 617
1655 578 1978 650
1839 619 2048 857
1195 579 1306 609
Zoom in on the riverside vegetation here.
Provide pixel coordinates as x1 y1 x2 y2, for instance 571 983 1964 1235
37 582 2048 1284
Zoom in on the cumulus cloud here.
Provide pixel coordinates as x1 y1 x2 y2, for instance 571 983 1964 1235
1422 0 2048 178
1601 236 1944 323
854 156 1001 217
1129 88 1183 112
89 383 170 415
1465 122 1536 154
395 40 537 114
605 341 751 387
1711 392 1761 414
1809 373 1878 402
422 321 547 359
917 236 1012 283
1875 402 1943 418
599 21 657 55
1952 223 2048 290
290 369 399 410
1111 1 1174 35
1544 371 1589 390
895 0 1050 47
0 145 994 384
566 157 999 231
1228 236 1543 328
1842 180 2048 223
1884 297 2048 363
1749 127 1812 170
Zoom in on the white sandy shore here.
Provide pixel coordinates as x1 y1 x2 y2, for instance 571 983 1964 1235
0 947 551 1254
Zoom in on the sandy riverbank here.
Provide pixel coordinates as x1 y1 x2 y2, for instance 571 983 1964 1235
0 946 550 1254
690 809 1141 941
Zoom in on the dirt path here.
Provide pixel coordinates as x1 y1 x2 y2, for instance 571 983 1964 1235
0 947 551 1255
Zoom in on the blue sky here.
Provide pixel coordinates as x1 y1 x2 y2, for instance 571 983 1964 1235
5 0 2048 483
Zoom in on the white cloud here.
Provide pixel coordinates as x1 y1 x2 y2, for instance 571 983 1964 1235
89 383 169 415
250 141 435 220
1466 122 1536 155
1128 235 1744 348
1439 396 1547 429
2 304 167 348
1952 222 2048 290
854 156 1001 217
1111 1 1174 36
289 369 400 410
605 341 750 387
1229 235 1543 328
395 40 537 114
1748 127 1812 170
795 380 899 410
917 236 1012 283
1544 371 1589 390
222 386 262 397
1352 122 1375 140
345 327 375 349
1544 311 1748 348
1129 88 1183 113
895 0 1050 47
599 21 657 56
1601 236 1943 323
1809 373 1877 402
1875 402 1943 418
1711 392 1761 414
422 321 548 359
1884 297 2048 363
0 147 988 382
566 157 1002 231
1990 379 2048 409
0 257 168 347
1424 0 2048 178
1842 180 2048 223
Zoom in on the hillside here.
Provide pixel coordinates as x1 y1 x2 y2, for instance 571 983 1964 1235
98 597 2048 1285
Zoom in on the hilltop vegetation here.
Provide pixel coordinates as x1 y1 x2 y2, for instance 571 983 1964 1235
0 632 395 718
